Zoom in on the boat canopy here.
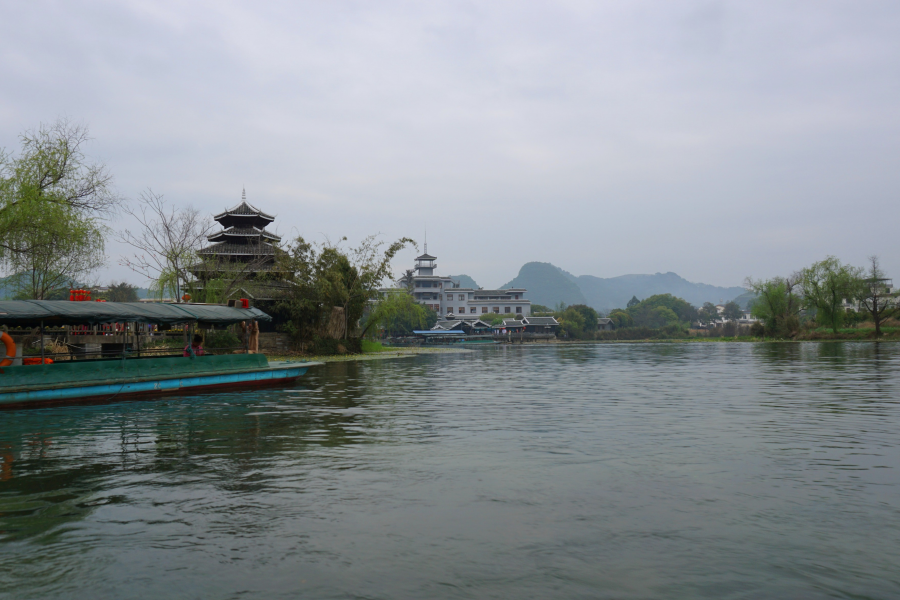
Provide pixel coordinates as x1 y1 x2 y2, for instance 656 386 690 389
0 301 272 326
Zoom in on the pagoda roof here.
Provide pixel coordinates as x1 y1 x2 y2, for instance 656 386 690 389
207 226 281 243
197 241 277 256
214 201 275 221
416 253 437 260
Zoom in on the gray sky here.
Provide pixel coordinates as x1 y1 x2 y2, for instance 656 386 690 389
2 0 898 289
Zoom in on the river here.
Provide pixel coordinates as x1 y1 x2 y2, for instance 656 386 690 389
1 342 898 599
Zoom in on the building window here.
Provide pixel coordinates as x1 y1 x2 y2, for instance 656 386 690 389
470 307 477 313
458 294 465 301
504 307 511 313
447 307 453 314
493 307 500 313
516 306 522 313
459 307 465 314
514 294 519 299
482 307 488 313
446 294 452 301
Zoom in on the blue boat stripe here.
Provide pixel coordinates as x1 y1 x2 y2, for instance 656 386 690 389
0 367 308 405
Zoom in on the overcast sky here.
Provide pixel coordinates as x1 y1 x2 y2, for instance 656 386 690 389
2 0 898 289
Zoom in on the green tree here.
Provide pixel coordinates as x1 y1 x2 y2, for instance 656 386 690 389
107 281 140 302
647 306 680 328
480 313 509 326
800 256 862 333
531 304 551 314
558 307 586 339
627 294 697 328
698 302 719 325
274 235 415 342
607 309 633 328
626 295 640 308
0 119 116 292
567 304 599 337
745 274 802 337
4 203 105 299
361 291 437 337
722 301 743 322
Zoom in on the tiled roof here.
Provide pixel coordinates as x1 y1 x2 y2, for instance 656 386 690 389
208 226 281 243
214 201 275 220
524 316 559 326
197 241 276 256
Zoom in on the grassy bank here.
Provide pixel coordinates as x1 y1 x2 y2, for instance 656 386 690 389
268 345 468 363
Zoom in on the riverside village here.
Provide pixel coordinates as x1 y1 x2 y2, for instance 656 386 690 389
4 8 900 598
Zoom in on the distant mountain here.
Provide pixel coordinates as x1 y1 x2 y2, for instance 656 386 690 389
501 262 588 307
499 262 745 312
576 272 746 312
730 290 757 310
447 274 480 290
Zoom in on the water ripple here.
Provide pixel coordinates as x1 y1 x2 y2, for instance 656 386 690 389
1 342 899 599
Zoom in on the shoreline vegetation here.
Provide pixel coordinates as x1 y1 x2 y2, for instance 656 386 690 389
275 326 900 364
270 345 468 363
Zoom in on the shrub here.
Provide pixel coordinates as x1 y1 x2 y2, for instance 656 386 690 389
309 336 362 355
204 329 242 351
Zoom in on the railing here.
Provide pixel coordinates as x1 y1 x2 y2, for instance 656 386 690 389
19 345 251 362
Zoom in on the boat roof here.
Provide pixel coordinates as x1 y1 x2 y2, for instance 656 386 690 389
0 301 271 326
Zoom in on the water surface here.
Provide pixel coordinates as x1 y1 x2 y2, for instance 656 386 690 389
1 343 898 599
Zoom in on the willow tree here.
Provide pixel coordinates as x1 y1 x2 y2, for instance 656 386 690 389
5 202 106 299
800 256 862 333
0 119 117 294
745 274 802 337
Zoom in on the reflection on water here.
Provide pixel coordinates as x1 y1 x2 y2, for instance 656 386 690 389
1 343 899 599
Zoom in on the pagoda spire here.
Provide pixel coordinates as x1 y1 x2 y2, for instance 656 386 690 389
242 186 246 201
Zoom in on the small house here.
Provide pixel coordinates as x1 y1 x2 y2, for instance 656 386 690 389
597 318 614 331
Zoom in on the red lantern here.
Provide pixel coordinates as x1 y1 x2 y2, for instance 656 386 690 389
69 289 74 301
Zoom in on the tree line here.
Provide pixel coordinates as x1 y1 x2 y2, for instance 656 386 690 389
746 255 896 337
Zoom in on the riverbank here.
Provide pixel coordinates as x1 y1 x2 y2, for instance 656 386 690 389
268 346 469 363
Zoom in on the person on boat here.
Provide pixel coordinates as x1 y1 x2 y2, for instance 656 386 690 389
184 334 205 357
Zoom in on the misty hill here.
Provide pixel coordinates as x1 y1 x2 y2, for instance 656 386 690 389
0 275 151 300
576 272 745 311
447 274 480 290
501 262 745 311
501 263 588 307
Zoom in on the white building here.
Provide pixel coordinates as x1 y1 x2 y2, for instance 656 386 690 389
407 252 532 318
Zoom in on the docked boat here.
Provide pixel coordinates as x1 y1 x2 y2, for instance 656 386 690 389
0 300 321 409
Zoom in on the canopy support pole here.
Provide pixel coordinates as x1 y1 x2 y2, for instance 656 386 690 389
40 320 44 362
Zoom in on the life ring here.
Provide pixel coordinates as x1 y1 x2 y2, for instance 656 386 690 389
0 332 15 367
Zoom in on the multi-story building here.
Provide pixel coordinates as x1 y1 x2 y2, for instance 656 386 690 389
407 251 532 318
191 190 287 301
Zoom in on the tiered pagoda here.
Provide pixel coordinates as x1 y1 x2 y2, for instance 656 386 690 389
192 190 285 300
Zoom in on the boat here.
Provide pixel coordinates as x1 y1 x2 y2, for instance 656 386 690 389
0 300 321 409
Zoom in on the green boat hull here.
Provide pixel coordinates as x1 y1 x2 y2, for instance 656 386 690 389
0 354 321 409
